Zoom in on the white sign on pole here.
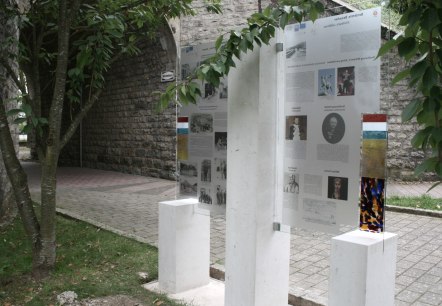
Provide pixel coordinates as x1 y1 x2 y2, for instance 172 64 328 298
178 43 228 215
282 8 382 233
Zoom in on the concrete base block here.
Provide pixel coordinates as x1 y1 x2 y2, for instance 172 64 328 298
328 230 397 306
158 198 210 293
144 279 225 306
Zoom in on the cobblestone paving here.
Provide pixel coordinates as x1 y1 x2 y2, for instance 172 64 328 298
23 162 442 306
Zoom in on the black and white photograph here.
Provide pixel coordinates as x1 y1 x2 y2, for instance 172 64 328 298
337 66 355 96
318 68 336 96
214 158 227 180
204 82 217 100
180 162 197 177
286 41 306 60
190 113 213 133
200 159 211 182
215 185 226 205
180 177 197 196
327 176 348 200
219 80 228 99
286 116 307 141
322 113 345 144
199 187 212 204
214 132 227 151
283 173 300 194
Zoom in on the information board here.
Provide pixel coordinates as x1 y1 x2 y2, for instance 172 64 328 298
282 8 382 232
178 43 228 214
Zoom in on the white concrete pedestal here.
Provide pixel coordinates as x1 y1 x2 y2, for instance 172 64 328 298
158 198 210 293
328 230 397 306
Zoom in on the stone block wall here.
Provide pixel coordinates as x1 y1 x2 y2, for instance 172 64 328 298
60 34 177 179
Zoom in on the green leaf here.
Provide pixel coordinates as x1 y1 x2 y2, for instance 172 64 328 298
376 38 401 58
22 104 32 116
21 124 32 134
398 37 416 57
415 158 438 176
410 60 428 83
435 162 442 178
408 7 422 26
391 68 410 85
431 127 442 143
309 6 319 22
201 65 210 74
38 117 48 125
420 8 441 32
402 99 421 122
399 10 410 26
6 109 23 117
215 35 223 51
239 38 248 52
13 117 27 124
411 128 431 148
422 66 438 91
31 116 38 127
428 181 442 192
279 12 289 28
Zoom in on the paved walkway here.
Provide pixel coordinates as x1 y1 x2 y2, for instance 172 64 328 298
23 162 442 306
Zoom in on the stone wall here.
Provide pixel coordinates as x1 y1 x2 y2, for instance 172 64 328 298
59 29 178 179
60 0 430 180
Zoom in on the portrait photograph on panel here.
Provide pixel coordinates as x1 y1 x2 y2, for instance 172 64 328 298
337 66 355 96
204 82 217 101
219 80 228 99
283 173 300 194
327 176 348 200
214 158 227 180
322 113 345 144
215 184 226 206
318 68 336 96
285 116 307 141
200 159 211 182
214 132 227 152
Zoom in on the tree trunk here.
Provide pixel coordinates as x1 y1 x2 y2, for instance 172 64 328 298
0 0 20 229
0 96 42 275
31 0 72 276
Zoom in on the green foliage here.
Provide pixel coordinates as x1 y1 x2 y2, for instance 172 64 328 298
388 194 441 211
159 0 324 110
5 101 48 137
377 0 442 181
0 212 185 305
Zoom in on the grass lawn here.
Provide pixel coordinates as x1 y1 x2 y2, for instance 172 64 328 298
387 195 442 211
0 213 184 306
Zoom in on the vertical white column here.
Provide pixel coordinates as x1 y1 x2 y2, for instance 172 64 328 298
329 230 397 306
158 199 210 293
224 37 290 306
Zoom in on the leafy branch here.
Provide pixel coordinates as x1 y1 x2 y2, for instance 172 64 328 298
158 1 324 110
377 0 442 181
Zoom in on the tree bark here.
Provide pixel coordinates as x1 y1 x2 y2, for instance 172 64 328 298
35 0 72 275
0 96 42 274
0 0 20 229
